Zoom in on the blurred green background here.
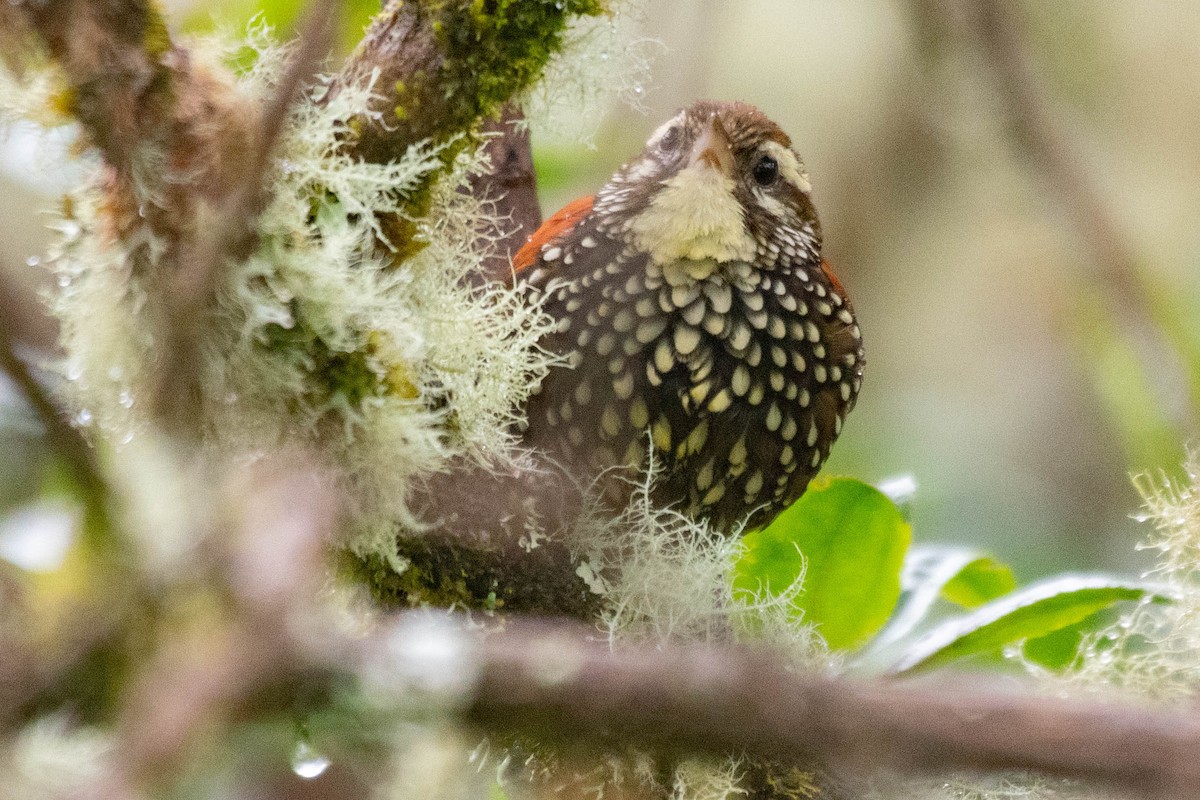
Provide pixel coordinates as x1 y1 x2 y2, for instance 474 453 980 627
4 0 1199 581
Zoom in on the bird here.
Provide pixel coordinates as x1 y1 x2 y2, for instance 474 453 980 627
511 100 863 533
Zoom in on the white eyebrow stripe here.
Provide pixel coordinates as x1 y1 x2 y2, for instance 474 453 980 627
645 111 686 150
760 140 811 194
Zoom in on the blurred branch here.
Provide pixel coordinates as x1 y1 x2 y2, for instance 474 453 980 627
0 260 57 353
0 0 175 174
925 0 1197 432
151 0 338 435
424 618 1200 798
0 277 108 530
96 460 338 798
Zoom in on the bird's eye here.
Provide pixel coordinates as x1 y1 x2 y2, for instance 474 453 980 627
658 125 681 153
752 154 778 186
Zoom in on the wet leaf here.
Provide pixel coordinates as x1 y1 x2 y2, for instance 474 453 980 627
888 575 1171 674
733 477 910 651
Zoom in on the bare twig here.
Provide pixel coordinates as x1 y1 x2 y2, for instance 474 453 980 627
370 617 1200 798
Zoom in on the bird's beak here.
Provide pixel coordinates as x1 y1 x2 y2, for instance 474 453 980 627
688 116 735 177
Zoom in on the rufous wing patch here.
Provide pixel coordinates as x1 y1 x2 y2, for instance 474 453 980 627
511 195 596 276
820 257 848 300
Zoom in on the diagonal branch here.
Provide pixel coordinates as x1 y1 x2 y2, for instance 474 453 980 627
468 103 543 282
0 279 109 532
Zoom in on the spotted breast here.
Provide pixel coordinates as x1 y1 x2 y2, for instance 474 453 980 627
515 100 863 533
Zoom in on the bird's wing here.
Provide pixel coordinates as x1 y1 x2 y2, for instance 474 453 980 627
511 194 596 276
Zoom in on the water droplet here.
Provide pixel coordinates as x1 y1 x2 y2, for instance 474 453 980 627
137 205 147 218
120 431 134 445
118 391 134 408
291 740 330 780
66 365 82 381
57 274 71 288
25 255 40 268
107 365 124 381
74 409 93 426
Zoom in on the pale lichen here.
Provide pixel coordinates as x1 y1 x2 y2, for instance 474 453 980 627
567 457 828 668
46 27 559 571
521 1 661 143
1066 452 1200 700
0 716 111 800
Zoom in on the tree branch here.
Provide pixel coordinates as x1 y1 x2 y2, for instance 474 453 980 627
151 0 338 435
373 616 1200 798
336 1 602 166
469 104 543 282
0 278 109 532
328 1 579 260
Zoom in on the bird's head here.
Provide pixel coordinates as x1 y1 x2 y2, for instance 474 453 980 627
594 100 822 269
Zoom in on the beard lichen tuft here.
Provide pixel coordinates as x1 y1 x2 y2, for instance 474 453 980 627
1064 452 1200 700
47 28 559 571
521 0 661 141
565 456 828 671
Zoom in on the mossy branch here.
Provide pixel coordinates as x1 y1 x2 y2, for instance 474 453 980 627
338 0 604 166
332 0 598 259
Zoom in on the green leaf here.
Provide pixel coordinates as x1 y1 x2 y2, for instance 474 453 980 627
876 474 918 522
863 546 1015 657
941 556 1017 608
887 575 1172 674
1020 613 1094 670
732 477 911 651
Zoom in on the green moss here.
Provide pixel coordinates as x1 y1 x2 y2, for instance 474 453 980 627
140 5 174 60
258 309 391 415
341 548 488 609
340 536 601 617
427 0 606 133
384 138 470 262
353 0 608 218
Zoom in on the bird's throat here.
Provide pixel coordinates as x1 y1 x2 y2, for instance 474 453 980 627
629 166 758 266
